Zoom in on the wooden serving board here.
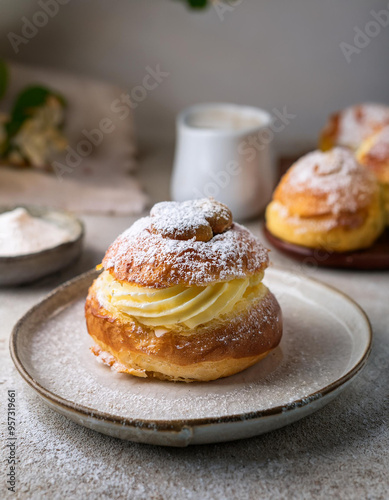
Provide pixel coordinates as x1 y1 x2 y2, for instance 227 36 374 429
264 225 389 271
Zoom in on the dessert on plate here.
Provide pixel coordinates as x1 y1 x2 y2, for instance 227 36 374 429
319 103 389 152
265 147 385 252
85 198 282 382
356 125 389 225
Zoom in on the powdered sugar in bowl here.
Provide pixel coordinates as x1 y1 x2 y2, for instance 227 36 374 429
0 206 84 286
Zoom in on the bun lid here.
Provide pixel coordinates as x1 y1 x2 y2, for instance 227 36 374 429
273 147 378 218
320 103 389 151
102 198 269 288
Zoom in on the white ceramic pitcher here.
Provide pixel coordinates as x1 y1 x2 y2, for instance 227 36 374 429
171 103 276 220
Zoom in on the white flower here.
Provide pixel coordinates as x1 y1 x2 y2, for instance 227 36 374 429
11 96 67 169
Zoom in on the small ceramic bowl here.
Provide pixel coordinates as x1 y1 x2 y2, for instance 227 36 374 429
0 205 84 286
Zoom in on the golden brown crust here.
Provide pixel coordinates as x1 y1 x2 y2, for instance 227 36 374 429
87 199 281 382
102 219 269 288
272 148 378 220
266 148 385 252
319 111 340 151
356 125 389 184
90 343 272 383
85 282 282 382
265 194 385 252
320 103 389 152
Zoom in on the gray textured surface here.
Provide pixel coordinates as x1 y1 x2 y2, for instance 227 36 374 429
1 146 388 499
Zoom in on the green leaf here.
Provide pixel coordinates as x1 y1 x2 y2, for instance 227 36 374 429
6 85 66 138
188 0 208 7
178 0 209 9
0 59 9 100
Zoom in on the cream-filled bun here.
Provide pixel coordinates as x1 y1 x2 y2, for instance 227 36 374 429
356 125 389 224
85 198 282 382
265 148 385 252
320 103 389 152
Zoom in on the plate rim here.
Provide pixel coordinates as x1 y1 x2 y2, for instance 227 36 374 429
9 267 373 432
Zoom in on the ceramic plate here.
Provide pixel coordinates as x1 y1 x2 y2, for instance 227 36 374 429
0 205 84 286
10 268 371 447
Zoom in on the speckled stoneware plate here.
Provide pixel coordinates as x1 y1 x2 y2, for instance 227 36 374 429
10 268 371 447
0 205 84 286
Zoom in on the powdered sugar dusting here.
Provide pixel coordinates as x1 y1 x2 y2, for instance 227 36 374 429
287 147 376 214
90 345 143 375
338 103 389 150
21 270 356 422
152 205 208 239
150 198 231 240
103 218 268 287
364 124 389 162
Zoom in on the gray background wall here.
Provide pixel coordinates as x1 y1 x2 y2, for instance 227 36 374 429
1 0 388 154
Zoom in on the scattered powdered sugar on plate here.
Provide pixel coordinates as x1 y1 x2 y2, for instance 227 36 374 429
20 272 356 422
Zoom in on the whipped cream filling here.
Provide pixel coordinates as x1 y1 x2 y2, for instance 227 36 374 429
95 270 265 331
